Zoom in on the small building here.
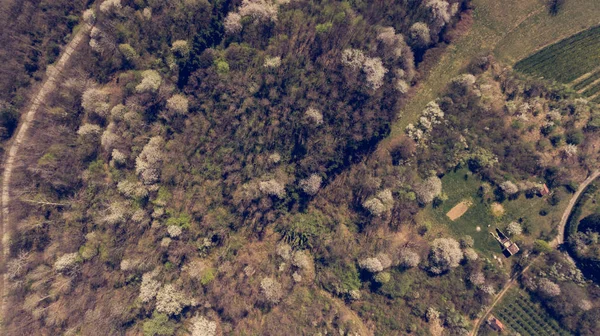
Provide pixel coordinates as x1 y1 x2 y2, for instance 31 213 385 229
487 315 505 332
491 228 520 257
540 183 550 196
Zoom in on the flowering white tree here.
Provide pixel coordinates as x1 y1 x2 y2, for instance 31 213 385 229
261 277 283 304
171 40 190 58
358 257 384 273
500 181 519 195
139 271 161 303
117 180 148 199
83 9 96 25
190 315 217 336
415 176 442 204
341 49 366 70
429 238 463 273
264 56 282 68
305 107 323 125
82 88 110 117
259 179 286 198
538 278 561 297
299 174 322 195
77 123 102 136
224 12 243 34
239 0 279 22
167 225 182 238
463 248 478 261
363 57 388 90
136 70 162 93
167 94 189 114
409 22 431 47
100 0 122 13
563 144 578 158
468 272 485 286
54 253 79 273
136 136 164 185
506 221 522 236
399 249 420 268
156 284 188 315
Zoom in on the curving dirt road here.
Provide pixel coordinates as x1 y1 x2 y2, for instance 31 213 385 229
0 23 90 328
470 170 600 335
552 170 600 247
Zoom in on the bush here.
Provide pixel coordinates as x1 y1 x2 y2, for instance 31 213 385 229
143 313 177 336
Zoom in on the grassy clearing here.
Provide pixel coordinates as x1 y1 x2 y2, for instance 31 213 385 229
493 288 571 336
421 169 569 256
513 25 600 83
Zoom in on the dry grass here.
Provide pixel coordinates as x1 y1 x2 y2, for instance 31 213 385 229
446 200 473 221
491 202 505 217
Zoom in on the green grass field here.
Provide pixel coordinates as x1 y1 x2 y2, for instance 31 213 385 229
513 25 600 83
492 288 571 336
421 169 569 256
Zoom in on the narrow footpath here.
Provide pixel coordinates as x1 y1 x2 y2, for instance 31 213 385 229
0 23 91 329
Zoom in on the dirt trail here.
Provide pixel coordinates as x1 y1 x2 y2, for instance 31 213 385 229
471 170 600 335
0 23 90 328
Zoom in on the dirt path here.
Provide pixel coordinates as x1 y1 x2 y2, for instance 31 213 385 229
470 170 600 335
552 170 600 247
0 23 90 329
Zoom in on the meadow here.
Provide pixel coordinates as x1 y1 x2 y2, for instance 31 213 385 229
492 288 571 336
421 169 569 257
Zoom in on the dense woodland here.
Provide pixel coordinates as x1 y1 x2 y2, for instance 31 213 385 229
3 0 600 335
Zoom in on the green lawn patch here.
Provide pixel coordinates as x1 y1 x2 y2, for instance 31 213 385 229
423 169 569 256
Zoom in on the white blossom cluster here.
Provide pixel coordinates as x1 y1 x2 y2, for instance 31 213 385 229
500 181 519 195
362 189 394 216
156 284 189 315
358 253 392 273
239 0 279 22
506 221 522 236
136 136 165 185
429 238 463 274
54 253 79 273
405 101 444 141
224 12 243 34
82 9 96 25
415 176 442 205
399 249 420 268
167 225 182 238
305 107 323 125
409 22 431 47
259 179 286 198
264 56 282 68
100 0 122 13
77 123 102 136
190 315 217 336
563 144 578 158
341 48 389 90
299 174 322 195
136 70 162 93
117 180 148 199
139 270 161 303
261 277 283 304
167 94 189 114
82 87 111 117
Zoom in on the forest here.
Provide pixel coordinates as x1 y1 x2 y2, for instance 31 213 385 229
3 0 600 336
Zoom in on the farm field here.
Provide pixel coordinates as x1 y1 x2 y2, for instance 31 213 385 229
513 25 600 83
490 288 571 336
421 169 570 257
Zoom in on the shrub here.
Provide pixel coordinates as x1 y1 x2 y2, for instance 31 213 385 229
429 238 463 273
261 277 283 304
142 312 177 336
